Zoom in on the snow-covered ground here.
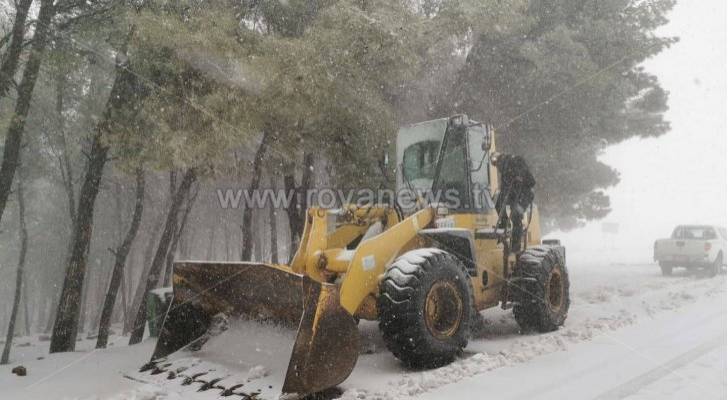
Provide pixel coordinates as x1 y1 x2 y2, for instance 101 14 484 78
1 262 725 400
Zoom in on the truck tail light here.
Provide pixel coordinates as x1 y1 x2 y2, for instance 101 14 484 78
704 242 712 252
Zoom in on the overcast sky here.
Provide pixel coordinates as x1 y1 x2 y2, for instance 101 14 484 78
554 0 727 265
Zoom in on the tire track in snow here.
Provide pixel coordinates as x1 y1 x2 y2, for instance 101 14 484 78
591 335 726 400
501 309 725 400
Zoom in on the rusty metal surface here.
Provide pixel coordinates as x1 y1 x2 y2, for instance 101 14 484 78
150 261 359 398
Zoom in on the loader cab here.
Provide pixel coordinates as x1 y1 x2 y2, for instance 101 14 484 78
396 115 496 213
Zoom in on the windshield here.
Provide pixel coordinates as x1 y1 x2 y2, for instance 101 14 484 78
433 125 470 209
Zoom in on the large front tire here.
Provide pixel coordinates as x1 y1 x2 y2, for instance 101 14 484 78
511 246 570 333
378 249 474 368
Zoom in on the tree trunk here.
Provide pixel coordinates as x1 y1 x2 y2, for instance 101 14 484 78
77 266 94 336
43 288 59 334
169 171 177 197
120 266 129 328
50 32 143 353
89 253 112 336
56 73 77 226
129 168 197 345
178 222 191 260
1 168 28 364
162 185 196 286
123 237 140 317
44 76 76 332
283 174 298 258
49 130 108 352
283 152 314 257
44 298 53 333
269 175 278 264
252 211 261 261
0 0 55 227
159 171 179 285
114 180 128 327
126 209 163 334
207 226 216 259
224 219 231 260
96 169 145 348
241 130 272 260
0 0 33 98
22 269 30 335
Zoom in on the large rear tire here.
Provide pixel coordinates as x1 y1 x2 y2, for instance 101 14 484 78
378 248 474 368
706 254 721 278
511 246 570 333
659 262 673 276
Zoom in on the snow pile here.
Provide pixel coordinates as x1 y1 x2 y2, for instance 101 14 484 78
106 387 183 400
563 309 637 341
342 334 571 399
247 365 269 380
127 318 297 399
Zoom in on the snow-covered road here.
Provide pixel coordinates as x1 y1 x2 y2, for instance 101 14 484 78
1 263 725 400
419 286 725 400
339 263 726 400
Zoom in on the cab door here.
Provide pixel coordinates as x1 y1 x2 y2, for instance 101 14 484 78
431 119 502 309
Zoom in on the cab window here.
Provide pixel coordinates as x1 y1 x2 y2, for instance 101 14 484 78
402 140 440 184
679 226 714 239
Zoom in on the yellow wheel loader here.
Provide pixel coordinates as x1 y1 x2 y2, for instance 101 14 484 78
138 115 570 398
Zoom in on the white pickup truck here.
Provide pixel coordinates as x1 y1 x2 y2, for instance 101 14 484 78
654 225 726 276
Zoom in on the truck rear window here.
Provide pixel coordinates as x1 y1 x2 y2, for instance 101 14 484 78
672 226 716 240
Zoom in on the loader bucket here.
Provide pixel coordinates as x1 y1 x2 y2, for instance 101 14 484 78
147 262 360 398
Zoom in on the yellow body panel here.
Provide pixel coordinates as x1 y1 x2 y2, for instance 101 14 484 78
338 208 434 314
327 225 369 249
286 202 541 316
472 241 508 308
433 207 541 311
290 205 405 281
290 212 313 274
283 124 542 317
526 206 542 246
